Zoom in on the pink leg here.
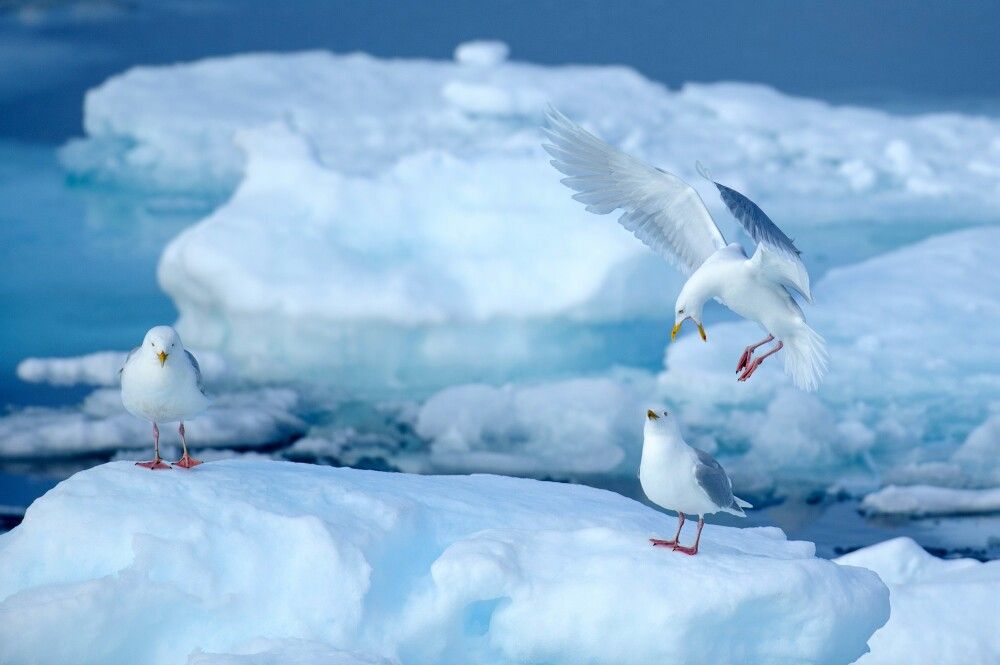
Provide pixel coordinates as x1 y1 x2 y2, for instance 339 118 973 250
137 422 170 470
736 335 775 373
673 516 705 555
650 512 685 547
173 422 202 468
738 341 784 382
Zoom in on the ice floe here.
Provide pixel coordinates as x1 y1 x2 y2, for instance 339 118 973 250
0 387 304 461
0 460 889 665
17 348 229 387
860 485 1000 518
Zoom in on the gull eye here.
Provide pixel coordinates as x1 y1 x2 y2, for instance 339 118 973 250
678 308 685 314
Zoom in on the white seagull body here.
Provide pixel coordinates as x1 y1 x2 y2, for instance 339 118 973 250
121 325 209 469
544 110 827 390
640 409 751 555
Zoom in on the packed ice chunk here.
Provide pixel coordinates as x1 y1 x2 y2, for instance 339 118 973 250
860 485 1000 517
0 388 303 460
836 537 1000 664
415 371 656 476
16 349 228 387
0 461 888 665
658 227 1000 489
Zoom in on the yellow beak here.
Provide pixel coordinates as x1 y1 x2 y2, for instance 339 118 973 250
157 351 168 366
671 320 708 342
646 409 659 420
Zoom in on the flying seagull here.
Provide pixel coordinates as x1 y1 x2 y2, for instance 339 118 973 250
121 326 209 469
640 409 751 555
543 109 827 390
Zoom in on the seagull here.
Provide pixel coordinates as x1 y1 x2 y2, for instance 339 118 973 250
120 326 209 469
640 409 751 555
543 109 828 391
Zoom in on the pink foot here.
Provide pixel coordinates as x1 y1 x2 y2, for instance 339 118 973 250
650 538 677 547
136 458 171 470
736 347 753 373
173 454 202 469
672 544 699 556
738 357 764 382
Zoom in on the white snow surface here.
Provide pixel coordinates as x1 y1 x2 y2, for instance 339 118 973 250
0 460 888 665
16 349 228 387
836 537 1000 664
0 387 303 459
860 485 1000 517
58 46 1000 374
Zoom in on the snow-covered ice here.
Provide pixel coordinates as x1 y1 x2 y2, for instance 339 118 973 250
0 387 303 460
0 460 889 665
836 537 1000 664
860 485 1000 518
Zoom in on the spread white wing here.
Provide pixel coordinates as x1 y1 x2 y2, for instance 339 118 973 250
543 109 726 275
705 174 812 301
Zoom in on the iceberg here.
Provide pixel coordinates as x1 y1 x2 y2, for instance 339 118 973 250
836 537 1000 665
0 460 889 664
56 45 1000 384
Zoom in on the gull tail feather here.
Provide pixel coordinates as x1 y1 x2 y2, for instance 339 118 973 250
783 325 828 392
723 496 752 517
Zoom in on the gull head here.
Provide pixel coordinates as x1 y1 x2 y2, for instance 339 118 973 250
671 304 706 343
644 408 681 440
672 279 709 342
142 326 182 367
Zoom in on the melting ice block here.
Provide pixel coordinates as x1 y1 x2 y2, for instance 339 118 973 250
0 460 888 665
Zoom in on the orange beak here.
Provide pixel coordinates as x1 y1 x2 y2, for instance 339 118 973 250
157 350 168 366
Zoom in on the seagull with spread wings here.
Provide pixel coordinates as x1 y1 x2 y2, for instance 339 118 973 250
543 109 827 391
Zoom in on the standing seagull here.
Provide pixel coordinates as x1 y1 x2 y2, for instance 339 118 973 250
121 326 209 469
543 110 827 390
640 409 751 555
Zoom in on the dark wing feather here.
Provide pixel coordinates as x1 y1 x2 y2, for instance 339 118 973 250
185 350 206 395
712 181 801 257
693 448 736 509
705 172 812 300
